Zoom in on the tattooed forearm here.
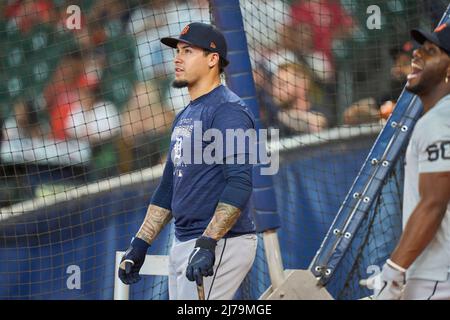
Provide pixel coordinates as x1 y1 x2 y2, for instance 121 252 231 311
203 202 241 241
136 205 172 245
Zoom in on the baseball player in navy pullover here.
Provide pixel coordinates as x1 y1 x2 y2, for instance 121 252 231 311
118 22 257 300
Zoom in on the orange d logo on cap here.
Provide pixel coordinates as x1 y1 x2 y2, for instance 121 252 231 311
181 25 190 35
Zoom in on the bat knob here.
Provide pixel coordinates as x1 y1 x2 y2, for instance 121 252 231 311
120 259 135 274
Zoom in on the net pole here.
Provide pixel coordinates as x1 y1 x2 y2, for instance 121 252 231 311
209 0 285 289
114 251 130 300
262 230 285 289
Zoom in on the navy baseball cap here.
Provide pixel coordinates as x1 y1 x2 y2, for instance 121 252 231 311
411 23 450 55
161 22 229 66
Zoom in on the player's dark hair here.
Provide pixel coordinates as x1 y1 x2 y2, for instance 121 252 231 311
203 49 226 74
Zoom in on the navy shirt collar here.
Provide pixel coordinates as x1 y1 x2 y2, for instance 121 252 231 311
190 84 223 105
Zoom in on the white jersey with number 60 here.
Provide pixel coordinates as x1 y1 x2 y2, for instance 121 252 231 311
403 94 450 282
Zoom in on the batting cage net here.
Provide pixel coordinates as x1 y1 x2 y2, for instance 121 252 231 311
0 0 447 299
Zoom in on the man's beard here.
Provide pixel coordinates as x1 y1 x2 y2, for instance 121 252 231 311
406 76 434 96
172 79 189 88
406 82 428 95
406 69 445 96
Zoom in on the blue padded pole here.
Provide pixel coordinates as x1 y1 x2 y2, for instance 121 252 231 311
310 4 450 286
311 90 421 285
210 0 280 232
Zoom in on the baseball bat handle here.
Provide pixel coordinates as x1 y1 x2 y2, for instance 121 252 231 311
119 259 134 274
197 281 205 300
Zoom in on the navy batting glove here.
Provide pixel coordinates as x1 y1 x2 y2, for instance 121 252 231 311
118 237 149 285
186 236 217 285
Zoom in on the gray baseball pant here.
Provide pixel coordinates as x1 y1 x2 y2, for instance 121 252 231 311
403 276 450 300
168 234 257 300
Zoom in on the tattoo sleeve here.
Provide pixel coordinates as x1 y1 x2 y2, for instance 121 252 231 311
136 204 172 245
203 202 241 241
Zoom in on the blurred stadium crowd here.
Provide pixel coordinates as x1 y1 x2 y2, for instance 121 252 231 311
0 0 445 207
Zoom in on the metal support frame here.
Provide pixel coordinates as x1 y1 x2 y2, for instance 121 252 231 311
113 251 169 300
